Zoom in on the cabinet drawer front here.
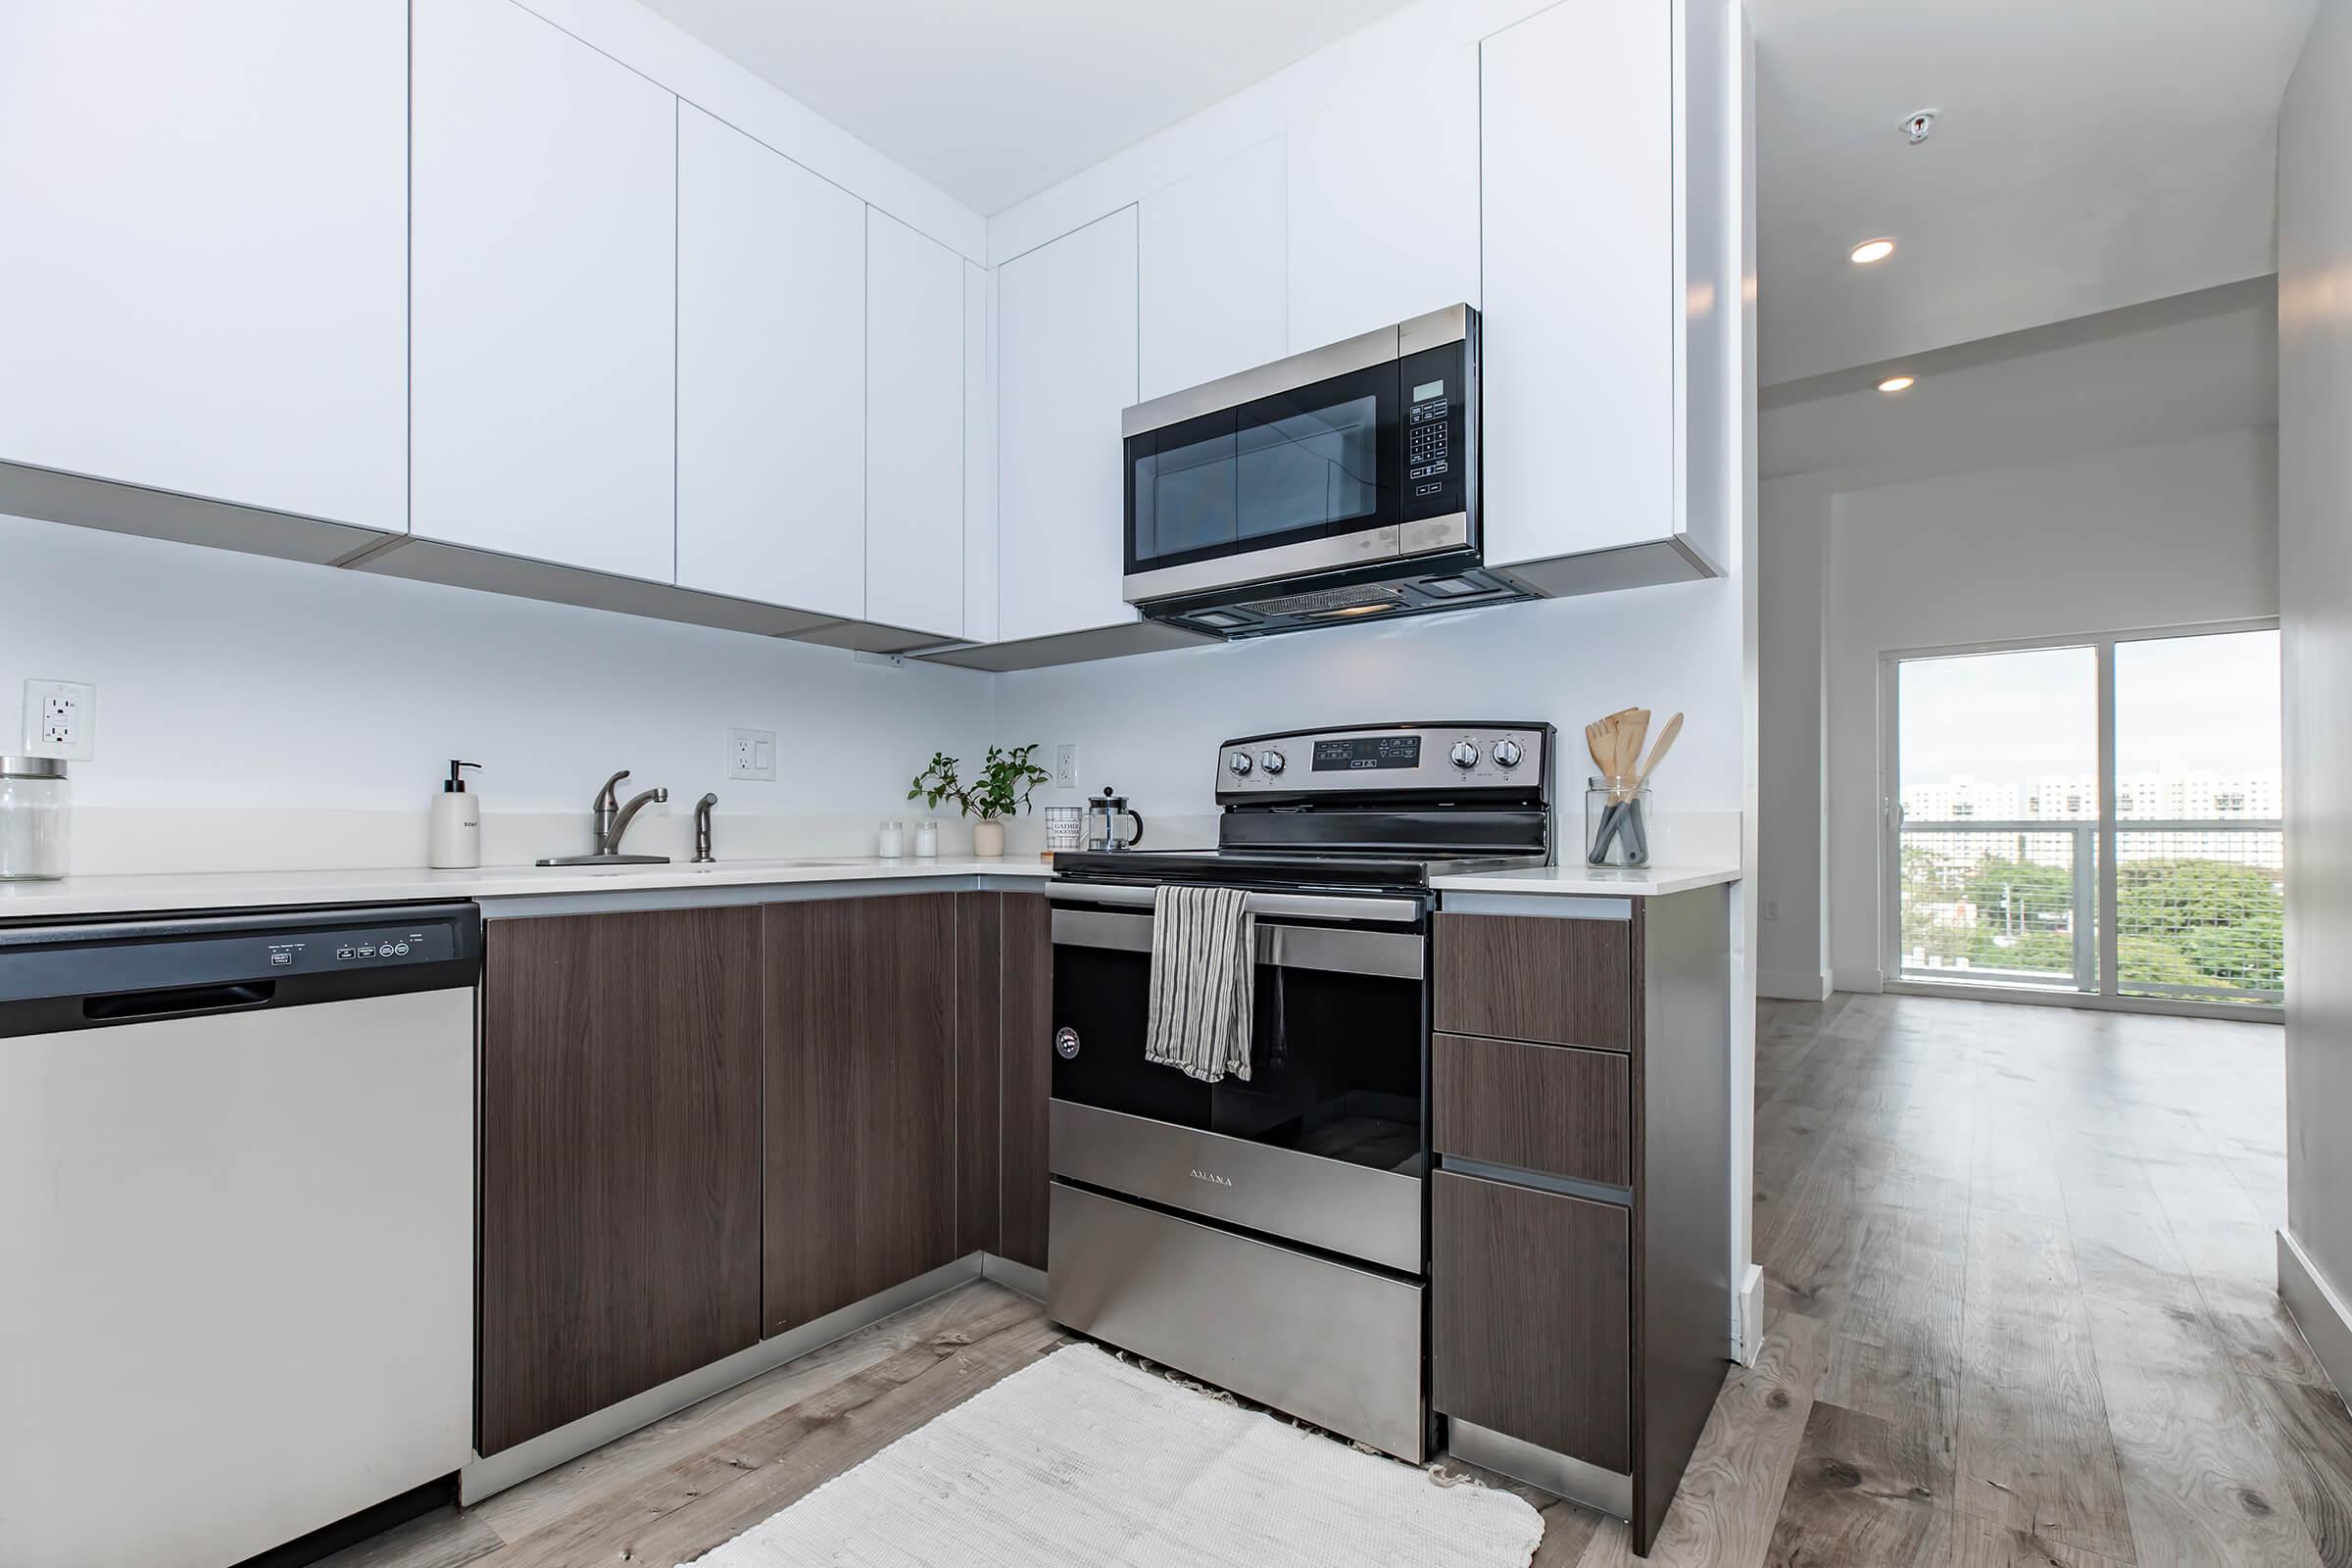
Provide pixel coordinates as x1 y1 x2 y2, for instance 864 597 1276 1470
1432 1171 1630 1473
1433 912 1632 1052
1434 1034 1630 1187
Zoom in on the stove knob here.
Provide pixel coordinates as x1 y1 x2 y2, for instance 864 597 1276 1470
1493 738 1524 769
1228 752 1253 777
1449 740 1480 770
1258 750 1286 775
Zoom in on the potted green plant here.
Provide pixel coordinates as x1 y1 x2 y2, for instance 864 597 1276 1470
906 744 1053 858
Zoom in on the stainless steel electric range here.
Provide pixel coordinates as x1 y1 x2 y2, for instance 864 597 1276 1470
1042 721 1554 1461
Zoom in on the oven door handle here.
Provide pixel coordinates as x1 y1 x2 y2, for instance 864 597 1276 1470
1045 883 1421 924
1050 907 1424 980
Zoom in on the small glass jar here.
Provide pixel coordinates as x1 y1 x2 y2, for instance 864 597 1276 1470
912 820 940 858
1584 775 1651 868
0 757 71 881
876 819 906 858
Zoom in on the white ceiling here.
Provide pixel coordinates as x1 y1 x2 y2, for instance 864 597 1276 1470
1759 276 2278 491
1749 0 2317 384
632 0 1418 216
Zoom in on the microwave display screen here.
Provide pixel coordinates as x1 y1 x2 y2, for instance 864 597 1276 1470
1312 735 1422 771
1413 379 1446 402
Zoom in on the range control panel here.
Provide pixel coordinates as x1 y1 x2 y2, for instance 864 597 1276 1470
1215 722 1547 800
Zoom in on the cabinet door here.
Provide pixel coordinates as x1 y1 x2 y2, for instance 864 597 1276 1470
962 262 1001 643
998 209 1141 644
1433 1170 1631 1472
0 0 406 531
866 210 967 638
676 104 866 618
1138 137 1288 402
764 895 959 1334
1482 0 1674 564
1286 49 1480 353
412 0 676 581
997 892 1054 1270
478 907 763 1456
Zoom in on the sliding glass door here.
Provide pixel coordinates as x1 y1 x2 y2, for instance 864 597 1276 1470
1883 624 2282 1010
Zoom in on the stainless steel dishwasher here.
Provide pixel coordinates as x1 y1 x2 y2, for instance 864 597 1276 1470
0 903 481 1568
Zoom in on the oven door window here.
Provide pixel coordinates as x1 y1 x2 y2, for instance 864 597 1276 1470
1126 362 1400 578
1052 921 1426 1176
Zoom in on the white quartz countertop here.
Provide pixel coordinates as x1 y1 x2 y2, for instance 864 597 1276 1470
0 856 1055 920
0 853 1740 921
1427 862 1743 898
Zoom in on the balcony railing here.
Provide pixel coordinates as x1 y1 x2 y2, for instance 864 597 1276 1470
1895 818 2282 1006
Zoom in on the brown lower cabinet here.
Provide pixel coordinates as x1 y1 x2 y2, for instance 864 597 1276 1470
477 906 764 1456
1431 887 1733 1557
477 889 1052 1456
763 893 962 1334
1433 1171 1631 1472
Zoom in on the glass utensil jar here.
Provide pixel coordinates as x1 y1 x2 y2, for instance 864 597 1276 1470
1584 775 1650 868
0 757 70 881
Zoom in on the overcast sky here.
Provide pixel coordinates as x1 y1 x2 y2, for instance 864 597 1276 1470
1899 629 2279 788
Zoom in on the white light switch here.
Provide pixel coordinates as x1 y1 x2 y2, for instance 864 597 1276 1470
730 727 777 782
23 679 96 761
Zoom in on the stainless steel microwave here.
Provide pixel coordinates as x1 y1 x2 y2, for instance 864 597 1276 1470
1121 304 1532 638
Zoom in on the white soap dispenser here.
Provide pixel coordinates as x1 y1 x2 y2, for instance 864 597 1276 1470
429 760 483 869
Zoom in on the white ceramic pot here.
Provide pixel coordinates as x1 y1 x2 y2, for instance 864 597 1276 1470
972 817 1006 858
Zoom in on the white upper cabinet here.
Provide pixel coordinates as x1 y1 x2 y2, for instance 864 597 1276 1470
865 210 968 639
998 209 1142 645
962 263 1000 644
412 0 676 582
1286 48 1480 353
0 0 407 531
1481 0 1676 566
1138 137 1288 401
676 104 866 619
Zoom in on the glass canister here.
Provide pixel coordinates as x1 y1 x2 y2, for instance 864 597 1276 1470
1584 774 1651 868
0 758 71 881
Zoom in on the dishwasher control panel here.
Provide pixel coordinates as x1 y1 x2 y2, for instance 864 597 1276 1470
0 903 481 1012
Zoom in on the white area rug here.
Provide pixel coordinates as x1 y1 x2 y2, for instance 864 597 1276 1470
682 1344 1544 1567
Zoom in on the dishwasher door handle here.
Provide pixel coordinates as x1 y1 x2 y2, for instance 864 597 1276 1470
82 980 276 1024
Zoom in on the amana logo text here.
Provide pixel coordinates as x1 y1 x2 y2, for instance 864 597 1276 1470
1190 1169 1234 1188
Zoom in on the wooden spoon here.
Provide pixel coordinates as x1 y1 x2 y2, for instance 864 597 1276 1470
1632 710 1684 791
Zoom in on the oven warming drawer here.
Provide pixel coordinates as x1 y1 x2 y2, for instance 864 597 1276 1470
1048 1181 1427 1460
1050 1100 1423 1273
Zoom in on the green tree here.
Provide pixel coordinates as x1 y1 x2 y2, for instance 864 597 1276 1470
2116 858 2283 993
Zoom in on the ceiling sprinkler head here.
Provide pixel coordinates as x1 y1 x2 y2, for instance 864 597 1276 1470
1901 109 1938 145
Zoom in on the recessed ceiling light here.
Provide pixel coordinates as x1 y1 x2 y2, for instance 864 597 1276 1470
1849 238 1896 265
1878 375 1916 393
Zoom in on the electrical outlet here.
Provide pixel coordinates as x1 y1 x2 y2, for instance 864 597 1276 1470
1055 743 1080 790
729 727 777 782
1763 899 1781 922
23 679 95 761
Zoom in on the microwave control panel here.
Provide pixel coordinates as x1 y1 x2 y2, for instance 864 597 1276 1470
1396 330 1476 531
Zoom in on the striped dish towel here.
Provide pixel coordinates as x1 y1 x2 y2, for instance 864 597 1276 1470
1143 884 1255 1083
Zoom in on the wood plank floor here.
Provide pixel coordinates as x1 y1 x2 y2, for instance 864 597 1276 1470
333 993 2347 1568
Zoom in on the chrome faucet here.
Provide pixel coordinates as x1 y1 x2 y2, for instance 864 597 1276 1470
692 793 718 863
536 769 673 866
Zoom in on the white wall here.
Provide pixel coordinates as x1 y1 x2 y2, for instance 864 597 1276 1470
1756 473 1832 998
2278 0 2352 1393
995 576 1746 849
0 513 998 865
1816 426 2279 987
